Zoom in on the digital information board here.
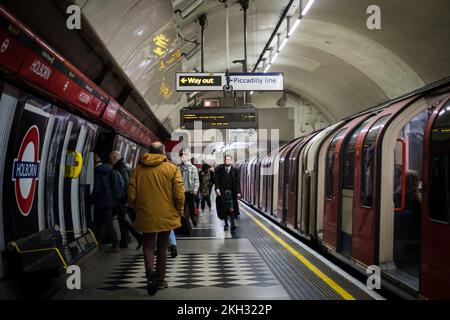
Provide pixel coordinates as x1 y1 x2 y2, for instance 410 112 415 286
180 107 258 129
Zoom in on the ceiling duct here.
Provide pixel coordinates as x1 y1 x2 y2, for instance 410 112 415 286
174 0 205 19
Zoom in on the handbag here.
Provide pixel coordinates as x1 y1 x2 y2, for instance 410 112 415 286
175 201 192 235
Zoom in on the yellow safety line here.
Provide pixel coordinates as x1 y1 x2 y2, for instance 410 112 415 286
240 207 356 300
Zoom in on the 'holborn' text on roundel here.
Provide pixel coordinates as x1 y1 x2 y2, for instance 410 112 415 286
12 125 40 216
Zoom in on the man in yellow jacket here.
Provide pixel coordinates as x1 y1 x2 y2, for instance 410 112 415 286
128 142 185 295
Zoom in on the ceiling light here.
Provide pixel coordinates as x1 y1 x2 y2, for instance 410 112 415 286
302 0 316 16
288 18 301 37
270 52 279 64
278 37 288 52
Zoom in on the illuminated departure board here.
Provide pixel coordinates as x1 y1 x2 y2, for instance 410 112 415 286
180 107 258 129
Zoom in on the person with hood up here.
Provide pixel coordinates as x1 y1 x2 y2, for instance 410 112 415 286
92 154 119 252
128 142 185 296
109 151 143 249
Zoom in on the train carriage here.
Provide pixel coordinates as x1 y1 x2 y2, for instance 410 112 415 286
239 78 450 299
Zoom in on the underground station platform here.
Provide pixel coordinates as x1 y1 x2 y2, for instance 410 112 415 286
42 201 382 301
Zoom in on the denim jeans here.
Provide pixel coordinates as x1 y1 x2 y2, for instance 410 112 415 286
156 230 176 247
168 230 177 247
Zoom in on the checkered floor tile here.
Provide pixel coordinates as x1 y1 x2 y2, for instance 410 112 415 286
99 253 279 290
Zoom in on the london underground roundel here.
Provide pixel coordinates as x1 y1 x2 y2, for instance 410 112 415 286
12 125 40 216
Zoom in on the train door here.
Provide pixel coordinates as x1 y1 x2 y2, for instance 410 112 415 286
255 156 262 208
296 135 318 234
258 155 266 210
323 115 370 249
241 159 252 202
277 143 298 222
252 159 258 205
262 152 275 214
286 142 304 228
323 127 349 248
301 122 344 240
421 97 450 299
299 139 315 234
338 118 372 256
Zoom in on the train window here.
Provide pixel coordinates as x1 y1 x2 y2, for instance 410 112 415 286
326 128 347 199
342 118 372 189
361 116 390 207
428 102 450 223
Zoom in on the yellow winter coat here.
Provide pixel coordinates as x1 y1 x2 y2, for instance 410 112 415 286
128 153 185 233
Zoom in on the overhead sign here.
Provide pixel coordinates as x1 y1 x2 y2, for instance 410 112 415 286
176 72 283 92
176 73 223 91
228 73 283 91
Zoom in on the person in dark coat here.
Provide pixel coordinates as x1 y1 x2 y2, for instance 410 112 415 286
199 163 214 215
92 154 119 252
110 151 143 249
214 154 241 231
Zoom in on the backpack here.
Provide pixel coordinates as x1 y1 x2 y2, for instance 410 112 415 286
110 169 126 201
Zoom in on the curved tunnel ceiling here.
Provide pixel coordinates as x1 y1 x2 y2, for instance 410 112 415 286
76 0 450 132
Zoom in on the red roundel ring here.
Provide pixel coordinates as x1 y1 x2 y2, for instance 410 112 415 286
13 125 40 216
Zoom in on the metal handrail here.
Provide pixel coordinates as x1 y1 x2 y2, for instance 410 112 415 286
9 241 68 269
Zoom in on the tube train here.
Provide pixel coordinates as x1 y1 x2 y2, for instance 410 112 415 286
239 77 450 300
0 7 158 279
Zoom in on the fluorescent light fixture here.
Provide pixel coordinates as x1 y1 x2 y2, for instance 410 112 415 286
264 64 271 73
278 37 289 52
302 0 316 16
271 52 279 64
288 18 301 37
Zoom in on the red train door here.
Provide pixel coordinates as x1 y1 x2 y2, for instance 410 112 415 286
255 157 261 208
278 140 302 222
286 134 316 229
286 141 305 227
251 159 257 205
352 115 391 265
338 117 372 256
323 116 368 249
421 97 450 299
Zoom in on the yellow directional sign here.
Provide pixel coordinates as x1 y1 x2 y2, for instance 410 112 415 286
176 73 224 91
178 75 221 86
176 72 284 91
